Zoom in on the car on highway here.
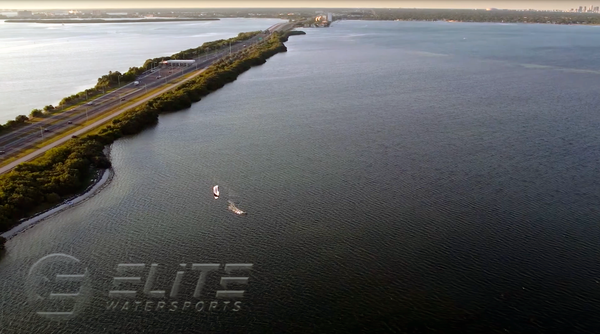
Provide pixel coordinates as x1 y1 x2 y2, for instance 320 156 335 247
43 128 49 132
157 76 162 79
67 121 73 124
71 135 78 138
120 98 125 101
86 102 94 106
0 150 5 155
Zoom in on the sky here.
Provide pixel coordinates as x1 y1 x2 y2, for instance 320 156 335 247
0 1 587 11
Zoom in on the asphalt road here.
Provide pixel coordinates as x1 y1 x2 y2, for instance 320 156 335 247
0 23 291 167
0 67 211 175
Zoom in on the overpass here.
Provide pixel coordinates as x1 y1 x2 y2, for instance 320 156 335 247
267 21 297 33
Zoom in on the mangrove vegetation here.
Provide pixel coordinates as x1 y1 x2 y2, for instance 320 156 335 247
0 31 263 136
0 31 298 234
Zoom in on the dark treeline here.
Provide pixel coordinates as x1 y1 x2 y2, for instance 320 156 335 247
0 31 262 136
5 18 219 23
163 31 261 60
55 31 262 110
0 31 295 234
350 9 600 25
0 115 30 135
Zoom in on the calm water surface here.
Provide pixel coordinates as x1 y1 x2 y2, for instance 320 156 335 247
2 21 600 333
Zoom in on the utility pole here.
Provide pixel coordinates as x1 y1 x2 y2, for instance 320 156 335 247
40 126 44 139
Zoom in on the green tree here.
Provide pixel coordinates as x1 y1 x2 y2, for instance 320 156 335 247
0 30 292 233
45 193 61 204
30 109 43 118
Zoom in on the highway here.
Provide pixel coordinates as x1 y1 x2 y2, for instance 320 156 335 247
0 23 293 171
0 68 211 175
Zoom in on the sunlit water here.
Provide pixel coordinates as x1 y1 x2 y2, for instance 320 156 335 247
2 21 600 333
0 18 285 122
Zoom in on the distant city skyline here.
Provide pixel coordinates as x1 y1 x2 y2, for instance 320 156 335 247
0 1 592 11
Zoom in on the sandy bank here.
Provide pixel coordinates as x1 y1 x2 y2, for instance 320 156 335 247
1 167 113 240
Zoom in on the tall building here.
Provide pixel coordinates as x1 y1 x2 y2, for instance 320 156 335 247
17 10 32 17
579 6 583 12
327 13 332 21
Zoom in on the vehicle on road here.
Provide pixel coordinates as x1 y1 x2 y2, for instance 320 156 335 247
120 98 125 101
43 128 49 132
134 81 139 86
71 135 78 138
0 151 5 155
67 121 73 124
157 76 162 79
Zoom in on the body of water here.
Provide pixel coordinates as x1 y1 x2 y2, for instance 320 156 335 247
0 18 284 122
2 21 600 333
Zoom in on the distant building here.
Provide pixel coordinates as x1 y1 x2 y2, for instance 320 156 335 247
327 13 332 21
17 10 32 17
161 60 195 65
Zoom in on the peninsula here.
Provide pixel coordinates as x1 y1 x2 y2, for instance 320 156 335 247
0 25 301 236
5 18 219 24
338 8 600 25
